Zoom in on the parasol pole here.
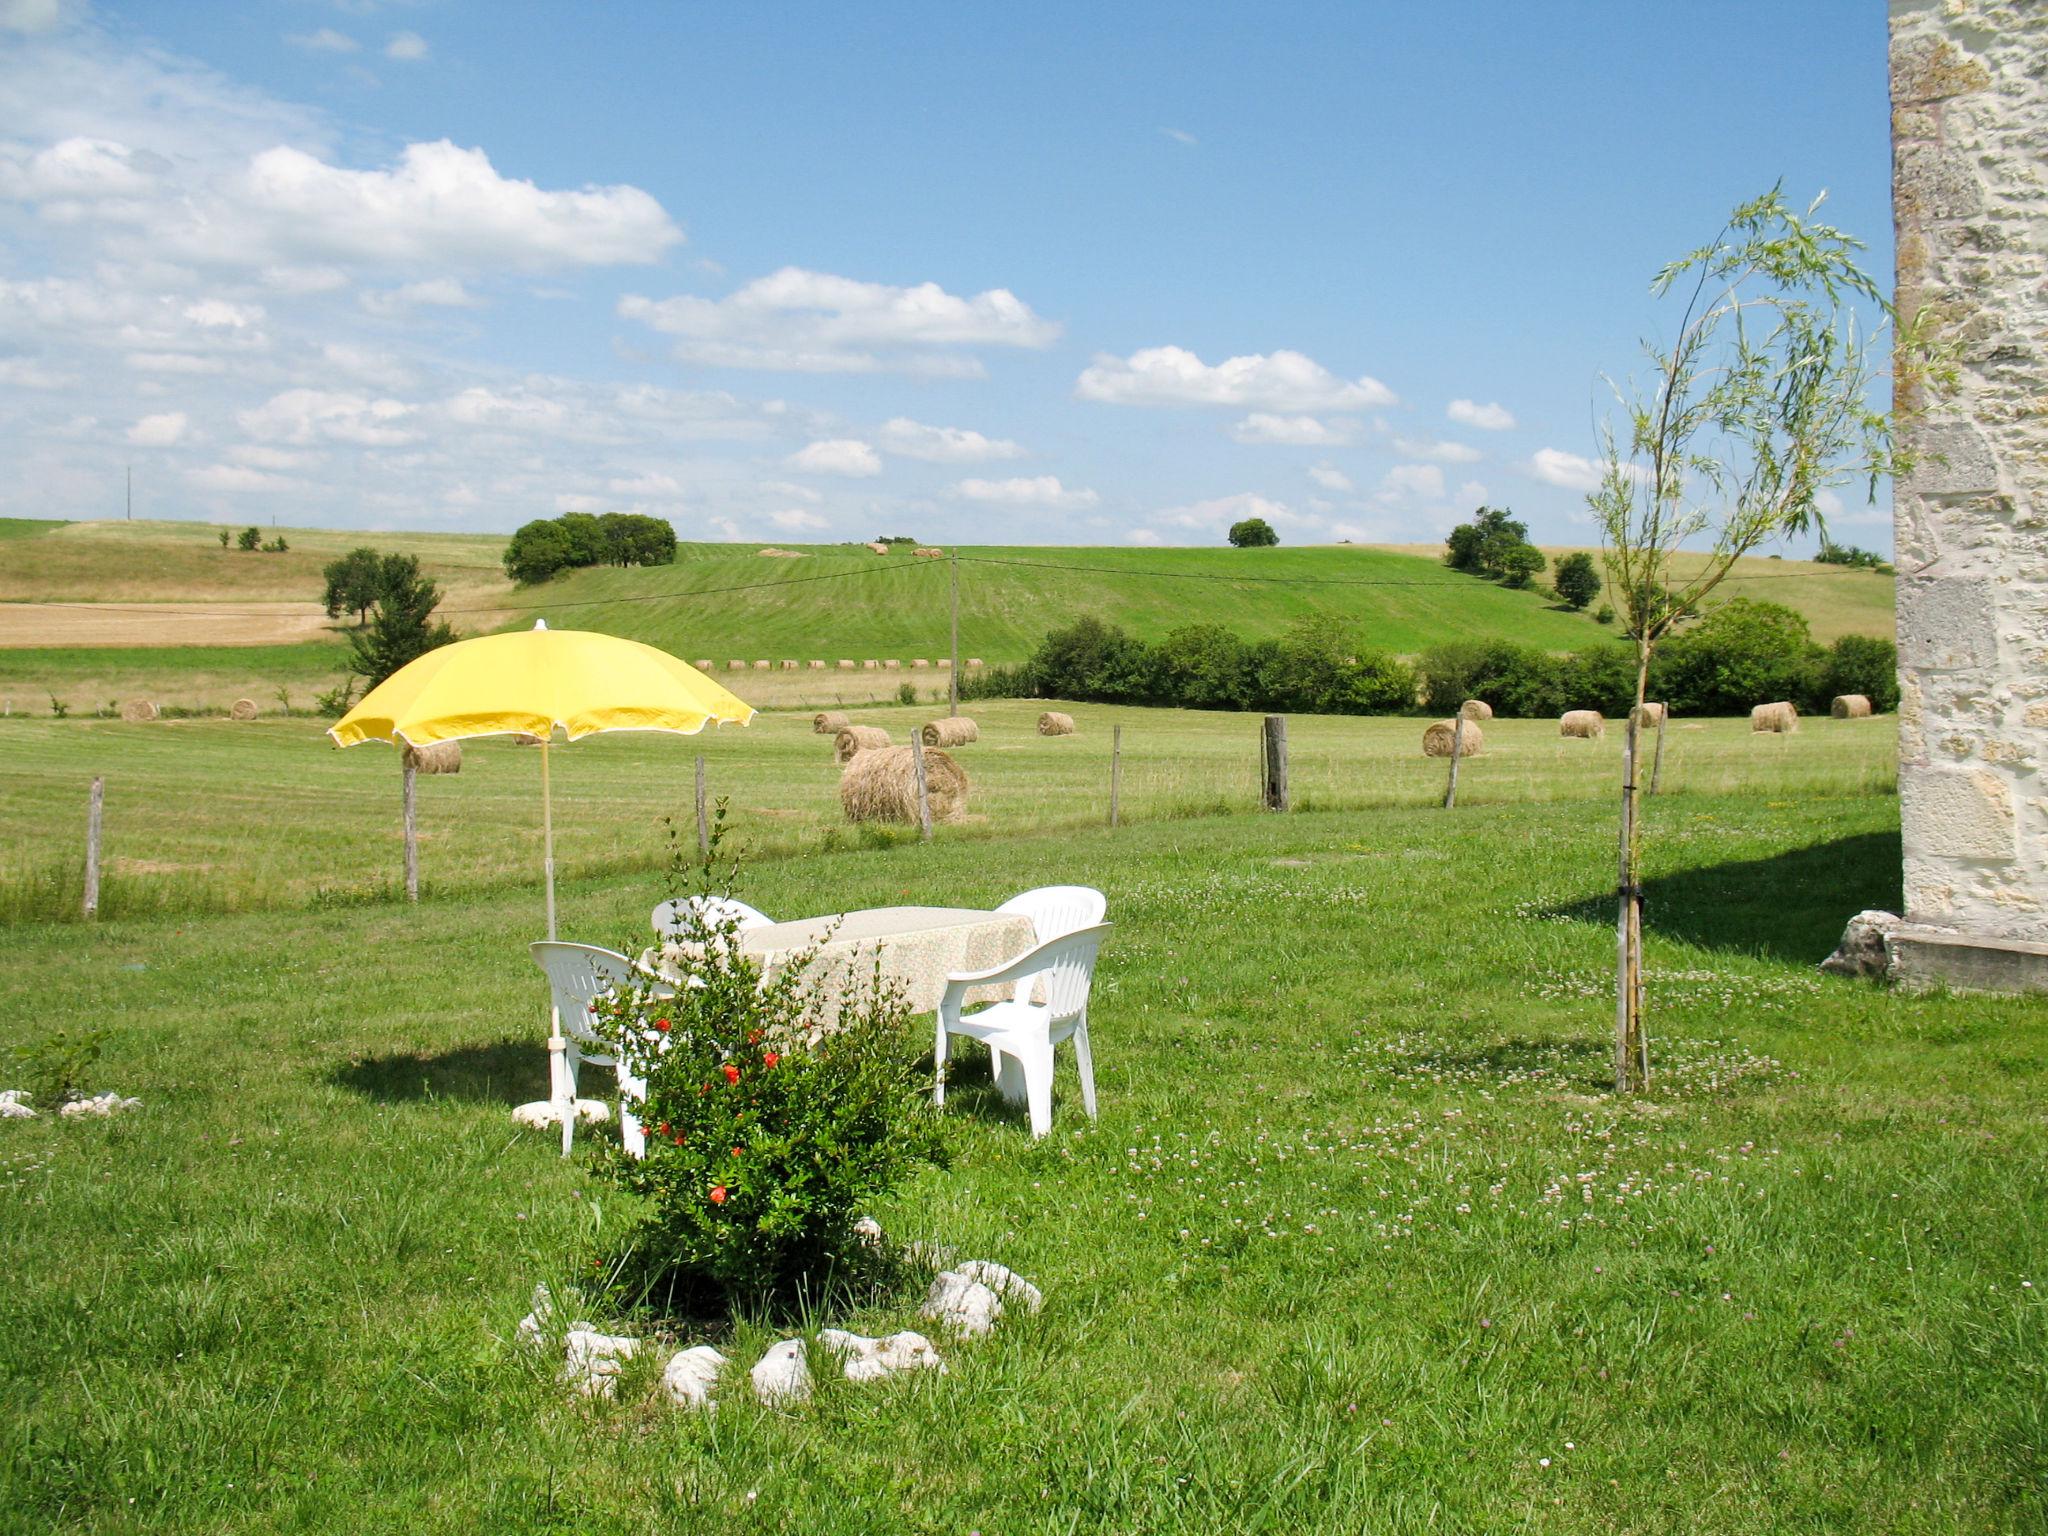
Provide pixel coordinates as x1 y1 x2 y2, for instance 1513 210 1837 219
541 735 557 941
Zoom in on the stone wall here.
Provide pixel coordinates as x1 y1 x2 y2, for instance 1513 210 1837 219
1889 1 2048 979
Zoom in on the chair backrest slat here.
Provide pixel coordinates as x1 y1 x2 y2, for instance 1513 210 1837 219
652 896 772 940
530 941 639 1051
995 887 1106 1005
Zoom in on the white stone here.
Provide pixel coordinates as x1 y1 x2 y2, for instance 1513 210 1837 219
58 1092 140 1118
512 1098 609 1130
1821 910 1904 980
560 1328 638 1399
515 1283 561 1351
750 1338 812 1406
819 1329 946 1382
953 1260 1043 1314
852 1215 884 1246
0 1090 34 1120
902 1238 957 1270
922 1270 1004 1337
661 1345 727 1409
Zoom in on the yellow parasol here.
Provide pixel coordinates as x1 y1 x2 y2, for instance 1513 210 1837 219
329 621 753 936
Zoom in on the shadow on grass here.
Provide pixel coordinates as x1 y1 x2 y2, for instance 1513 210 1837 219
1549 829 1902 964
329 1038 542 1106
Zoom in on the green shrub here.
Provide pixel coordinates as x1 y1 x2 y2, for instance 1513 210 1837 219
10 1027 105 1109
895 681 917 706
955 663 1031 702
1820 634 1899 713
592 841 945 1312
1652 599 1819 716
1026 617 1155 703
237 526 260 551
1553 552 1602 611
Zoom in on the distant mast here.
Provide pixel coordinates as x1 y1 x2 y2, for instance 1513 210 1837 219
125 464 131 521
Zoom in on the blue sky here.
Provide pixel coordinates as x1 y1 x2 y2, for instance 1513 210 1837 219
0 0 1894 549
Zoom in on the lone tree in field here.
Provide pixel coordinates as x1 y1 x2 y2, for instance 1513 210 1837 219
322 548 384 624
349 554 456 688
1227 517 1279 548
1593 185 1923 1092
1552 551 1602 611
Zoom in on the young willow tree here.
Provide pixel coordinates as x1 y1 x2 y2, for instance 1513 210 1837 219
1592 186 1914 1093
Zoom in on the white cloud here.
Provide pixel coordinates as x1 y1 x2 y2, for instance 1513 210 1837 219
1160 127 1198 147
183 298 262 328
440 385 566 434
1447 398 1515 431
1392 435 1482 463
758 479 821 504
2 0 82 35
950 475 1097 508
786 438 881 477
289 28 358 54
1308 463 1353 493
187 462 293 492
0 356 73 388
1127 527 1164 545
1377 463 1445 502
385 31 429 62
1077 346 1395 412
126 351 224 374
1526 447 1605 492
608 471 682 497
1228 412 1357 446
877 417 1024 462
1148 491 1294 534
620 267 1056 375
360 279 479 315
771 508 829 531
1457 479 1489 506
261 265 348 294
127 410 187 446
240 388 416 446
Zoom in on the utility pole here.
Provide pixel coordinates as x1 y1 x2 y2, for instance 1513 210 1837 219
948 550 960 718
125 465 131 521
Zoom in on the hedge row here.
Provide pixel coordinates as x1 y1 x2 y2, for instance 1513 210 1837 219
979 602 1897 719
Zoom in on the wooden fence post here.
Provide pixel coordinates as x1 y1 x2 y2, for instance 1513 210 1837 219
1109 722 1123 828
1648 709 1668 796
83 776 102 920
1442 715 1465 809
1261 715 1289 811
911 730 933 840
694 754 708 857
402 758 419 902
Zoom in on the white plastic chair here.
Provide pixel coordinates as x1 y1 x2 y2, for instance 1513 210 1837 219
994 886 1106 1002
651 896 773 940
529 941 671 1158
935 923 1111 1140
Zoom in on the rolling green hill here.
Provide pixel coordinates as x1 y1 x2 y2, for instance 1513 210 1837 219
500 542 1612 663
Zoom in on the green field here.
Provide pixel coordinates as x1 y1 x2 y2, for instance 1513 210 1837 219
0 703 1901 925
3 776 2041 1532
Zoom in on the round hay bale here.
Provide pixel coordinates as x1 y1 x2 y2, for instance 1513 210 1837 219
883 659 902 671
937 658 953 669
1751 701 1798 733
230 698 259 721
862 659 879 670
911 659 930 669
1038 711 1076 737
838 660 857 670
1831 694 1873 719
833 724 892 763
922 717 979 747
813 710 851 735
780 660 798 671
1422 719 1482 757
403 740 462 774
120 699 158 723
1459 699 1493 722
967 658 984 668
808 660 825 670
694 660 714 671
513 732 545 746
840 745 968 825
727 660 747 672
753 660 771 671
1631 701 1668 726
1560 710 1605 739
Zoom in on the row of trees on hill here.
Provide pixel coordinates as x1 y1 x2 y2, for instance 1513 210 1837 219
503 511 677 584
990 599 1896 719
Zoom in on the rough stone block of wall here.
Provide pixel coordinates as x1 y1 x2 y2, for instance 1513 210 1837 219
1889 1 2048 989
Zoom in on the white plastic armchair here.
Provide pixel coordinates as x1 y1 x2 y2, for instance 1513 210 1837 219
651 895 773 941
528 941 673 1159
993 886 1106 1004
935 922 1111 1140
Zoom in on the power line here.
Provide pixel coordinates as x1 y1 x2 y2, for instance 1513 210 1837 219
956 552 1886 587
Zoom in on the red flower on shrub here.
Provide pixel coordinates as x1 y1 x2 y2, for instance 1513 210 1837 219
654 1017 671 1033
731 1146 743 1158
763 1051 780 1069
709 1185 728 1205
722 1063 741 1085
658 1122 671 1137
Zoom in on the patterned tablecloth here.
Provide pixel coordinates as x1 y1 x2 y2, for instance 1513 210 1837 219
653 906 1037 1030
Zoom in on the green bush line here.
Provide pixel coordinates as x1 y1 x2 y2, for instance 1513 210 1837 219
994 601 1898 720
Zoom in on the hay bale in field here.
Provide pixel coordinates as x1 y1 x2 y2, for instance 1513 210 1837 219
403 740 462 774
1560 710 1605 739
1631 702 1668 726
727 660 747 672
883 659 902 671
780 660 798 671
967 658 984 668
1459 699 1492 722
120 699 158 722
513 732 545 746
862 659 879 670
937 658 952 670
1038 711 1076 737
838 659 856 670
840 745 968 825
1832 694 1873 719
1422 719 1482 757
814 710 851 735
866 542 890 555
911 659 930 670
754 660 771 671
914 547 946 559
694 660 714 671
923 717 979 747
834 725 892 763
230 698 258 721
808 660 825 670
1751 701 1798 733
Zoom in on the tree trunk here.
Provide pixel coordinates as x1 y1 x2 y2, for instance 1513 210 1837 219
1615 653 1651 1092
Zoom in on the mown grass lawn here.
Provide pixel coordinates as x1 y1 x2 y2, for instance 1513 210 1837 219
2 786 2041 1534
